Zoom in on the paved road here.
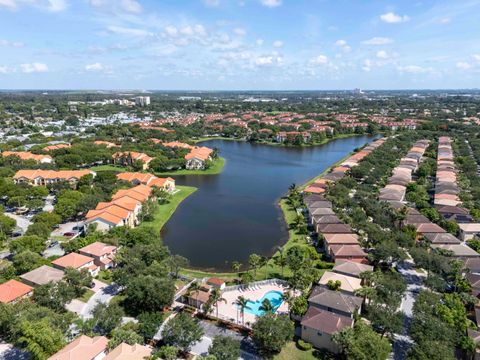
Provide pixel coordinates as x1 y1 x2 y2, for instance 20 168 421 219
5 213 31 233
0 341 30 360
80 283 120 319
392 256 427 360
42 243 64 258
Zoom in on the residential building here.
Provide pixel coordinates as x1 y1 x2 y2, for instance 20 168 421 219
94 140 118 148
185 146 214 170
0 279 33 304
43 143 71 151
332 260 373 278
52 252 98 276
116 172 175 192
329 244 368 263
459 223 480 241
104 343 152 360
301 307 353 353
2 151 53 164
13 169 95 186
78 242 117 270
308 286 362 318
112 151 153 170
318 271 362 294
48 335 108 360
134 96 150 107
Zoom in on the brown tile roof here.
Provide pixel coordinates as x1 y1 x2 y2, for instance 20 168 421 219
79 242 117 257
104 343 152 360
301 307 353 334
20 265 64 286
317 223 352 234
332 260 373 277
330 244 367 258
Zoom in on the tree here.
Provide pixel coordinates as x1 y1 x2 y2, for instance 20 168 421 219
274 247 287 277
0 213 16 238
12 250 45 274
10 235 46 254
91 302 124 336
235 296 249 325
290 295 308 317
33 282 76 312
252 314 293 355
168 254 189 278
156 346 179 360
209 288 227 318
108 327 143 350
259 299 274 314
162 313 204 352
25 222 51 239
327 279 342 291
17 319 65 360
248 253 261 277
231 261 241 274
64 268 92 297
124 275 175 314
333 321 391 360
137 312 164 340
208 335 240 360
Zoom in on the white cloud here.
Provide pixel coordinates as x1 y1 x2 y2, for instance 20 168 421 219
120 0 142 13
376 50 389 59
397 65 433 74
473 54 480 62
0 0 17 10
0 39 24 47
21 62 48 73
255 55 282 66
203 0 220 6
310 55 329 65
334 39 351 53
256 38 264 46
438 17 451 24
85 62 104 71
361 37 393 45
107 25 152 37
260 0 281 8
233 28 246 36
362 59 372 72
46 0 67 12
456 62 472 70
0 66 15 74
273 40 283 48
380 12 410 24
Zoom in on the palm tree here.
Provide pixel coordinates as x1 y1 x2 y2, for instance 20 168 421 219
281 290 294 311
235 295 249 325
259 298 274 314
396 206 409 229
274 246 288 278
259 256 268 280
249 254 261 278
209 288 227 318
355 286 376 305
231 261 241 274
186 281 200 309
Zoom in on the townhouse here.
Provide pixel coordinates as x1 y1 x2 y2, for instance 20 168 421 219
43 143 71 151
2 150 53 164
78 242 117 270
52 252 99 276
13 169 95 186
185 146 214 170
112 151 153 170
116 172 175 192
0 279 33 304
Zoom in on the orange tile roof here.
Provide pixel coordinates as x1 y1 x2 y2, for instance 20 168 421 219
3 151 52 163
112 151 153 164
163 141 194 149
13 169 93 181
87 212 124 226
52 253 94 269
48 335 108 360
185 146 213 161
0 279 33 303
104 343 152 360
87 204 131 220
94 140 118 148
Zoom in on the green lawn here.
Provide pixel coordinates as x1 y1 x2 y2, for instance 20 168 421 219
193 136 242 143
179 268 239 281
78 289 95 302
90 164 125 172
274 342 328 360
139 185 197 233
155 157 226 176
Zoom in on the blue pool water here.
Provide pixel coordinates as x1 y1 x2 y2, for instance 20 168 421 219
243 290 284 315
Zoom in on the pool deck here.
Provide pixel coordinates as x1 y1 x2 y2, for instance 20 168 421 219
215 283 290 326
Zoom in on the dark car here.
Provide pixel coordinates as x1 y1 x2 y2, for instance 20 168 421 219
63 232 76 237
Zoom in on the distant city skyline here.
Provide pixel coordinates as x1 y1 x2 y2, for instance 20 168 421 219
0 0 479 90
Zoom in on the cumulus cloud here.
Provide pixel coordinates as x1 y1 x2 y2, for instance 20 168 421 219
310 55 329 65
21 62 48 73
380 12 410 23
260 0 281 8
0 39 24 47
376 50 389 59
89 0 142 13
0 66 15 74
473 54 480 62
335 39 351 52
361 37 393 45
0 0 67 11
456 62 472 70
362 59 372 72
397 65 433 74
120 0 142 13
233 28 247 36
273 40 283 48
85 62 104 71
107 25 152 37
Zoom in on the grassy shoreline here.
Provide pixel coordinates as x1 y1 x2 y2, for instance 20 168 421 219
154 156 226 176
139 185 197 233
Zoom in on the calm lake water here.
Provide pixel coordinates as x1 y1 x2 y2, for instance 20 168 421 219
161 136 374 271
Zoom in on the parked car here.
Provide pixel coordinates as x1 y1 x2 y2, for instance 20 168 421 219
48 241 59 248
63 232 76 237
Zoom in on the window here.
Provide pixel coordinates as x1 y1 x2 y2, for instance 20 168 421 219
317 332 323 336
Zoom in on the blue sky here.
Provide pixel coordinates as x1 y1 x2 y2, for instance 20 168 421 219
0 0 479 90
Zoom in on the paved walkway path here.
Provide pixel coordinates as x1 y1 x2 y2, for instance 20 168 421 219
391 254 427 360
80 282 120 319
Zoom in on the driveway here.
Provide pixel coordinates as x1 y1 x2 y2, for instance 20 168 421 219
80 283 120 319
0 341 30 360
50 221 83 238
42 195 55 213
65 299 86 315
5 213 31 233
190 320 259 359
42 243 65 258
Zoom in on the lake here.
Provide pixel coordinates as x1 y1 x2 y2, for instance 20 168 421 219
161 136 374 271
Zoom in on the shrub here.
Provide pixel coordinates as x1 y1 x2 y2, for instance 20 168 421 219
297 339 312 351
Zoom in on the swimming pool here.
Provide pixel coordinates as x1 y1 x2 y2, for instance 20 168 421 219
243 290 284 316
